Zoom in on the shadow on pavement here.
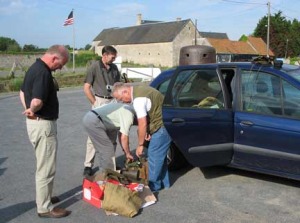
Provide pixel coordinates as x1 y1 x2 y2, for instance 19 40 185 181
0 185 82 223
200 166 300 188
0 201 35 223
0 157 8 177
54 185 83 209
169 164 193 186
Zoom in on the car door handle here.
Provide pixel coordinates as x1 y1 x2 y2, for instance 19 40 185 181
171 118 185 124
240 121 253 126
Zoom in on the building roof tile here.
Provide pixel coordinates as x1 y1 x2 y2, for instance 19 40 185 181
94 19 191 45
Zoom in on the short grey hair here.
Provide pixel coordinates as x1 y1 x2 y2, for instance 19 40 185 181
46 45 69 60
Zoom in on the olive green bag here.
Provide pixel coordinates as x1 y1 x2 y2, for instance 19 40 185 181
121 158 149 185
102 182 143 217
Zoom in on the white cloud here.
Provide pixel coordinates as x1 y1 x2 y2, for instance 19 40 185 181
105 2 145 17
0 0 37 15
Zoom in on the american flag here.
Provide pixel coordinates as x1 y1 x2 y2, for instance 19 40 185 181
63 11 74 26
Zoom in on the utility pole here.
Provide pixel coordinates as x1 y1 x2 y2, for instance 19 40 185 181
267 1 270 57
285 39 289 59
195 19 197 45
72 9 75 73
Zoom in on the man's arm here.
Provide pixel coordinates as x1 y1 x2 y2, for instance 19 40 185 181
118 132 134 160
136 116 148 157
20 90 43 117
19 90 26 109
30 98 43 113
83 83 96 105
22 100 43 118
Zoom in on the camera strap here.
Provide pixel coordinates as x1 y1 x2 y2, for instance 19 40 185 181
99 61 111 94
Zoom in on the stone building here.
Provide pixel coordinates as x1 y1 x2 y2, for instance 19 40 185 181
92 14 273 67
92 15 200 67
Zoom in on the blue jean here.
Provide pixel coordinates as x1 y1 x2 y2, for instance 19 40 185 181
147 127 171 192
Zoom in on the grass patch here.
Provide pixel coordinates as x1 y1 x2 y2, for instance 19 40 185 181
0 55 170 93
0 77 23 92
0 70 141 93
54 73 85 88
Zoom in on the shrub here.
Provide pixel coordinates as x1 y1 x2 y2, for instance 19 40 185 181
67 51 101 68
6 77 23 92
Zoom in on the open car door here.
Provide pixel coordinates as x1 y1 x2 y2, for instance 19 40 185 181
162 66 234 167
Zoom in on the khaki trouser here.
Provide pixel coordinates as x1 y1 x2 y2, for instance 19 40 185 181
26 118 57 213
84 96 117 168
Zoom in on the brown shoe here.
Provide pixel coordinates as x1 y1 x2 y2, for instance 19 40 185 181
51 196 60 204
38 207 71 218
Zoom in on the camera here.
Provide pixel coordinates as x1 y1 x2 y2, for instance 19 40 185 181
106 84 113 92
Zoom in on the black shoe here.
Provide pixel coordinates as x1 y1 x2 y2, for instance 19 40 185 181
83 167 92 177
50 196 60 204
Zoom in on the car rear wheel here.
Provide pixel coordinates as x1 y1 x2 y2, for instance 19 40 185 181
167 142 188 171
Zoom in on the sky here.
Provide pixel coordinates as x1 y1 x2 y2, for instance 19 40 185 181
0 0 299 49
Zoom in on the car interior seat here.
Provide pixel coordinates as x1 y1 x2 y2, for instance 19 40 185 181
256 81 269 96
247 81 273 114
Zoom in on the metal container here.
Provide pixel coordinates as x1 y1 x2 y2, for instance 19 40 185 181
179 45 216 65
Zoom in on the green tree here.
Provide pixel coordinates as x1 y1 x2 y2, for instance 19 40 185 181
254 11 300 57
239 35 248 42
289 19 300 57
23 44 39 52
64 45 71 50
0 36 21 52
84 44 92 50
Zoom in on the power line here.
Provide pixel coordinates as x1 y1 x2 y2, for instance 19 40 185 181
271 6 296 20
222 0 299 21
221 0 266 5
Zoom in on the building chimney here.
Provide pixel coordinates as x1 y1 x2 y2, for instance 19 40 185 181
176 17 181 21
136 13 142 25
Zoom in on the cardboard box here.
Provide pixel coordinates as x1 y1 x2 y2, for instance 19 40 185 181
82 172 125 208
83 172 157 211
82 173 105 208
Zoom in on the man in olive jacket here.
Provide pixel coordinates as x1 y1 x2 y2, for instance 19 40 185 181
112 82 171 192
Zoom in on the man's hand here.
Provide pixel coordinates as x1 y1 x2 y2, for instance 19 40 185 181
145 133 151 141
136 145 144 157
125 152 134 161
83 83 96 105
22 108 35 117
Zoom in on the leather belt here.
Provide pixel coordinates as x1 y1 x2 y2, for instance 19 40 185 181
27 115 55 121
91 110 103 122
95 94 113 99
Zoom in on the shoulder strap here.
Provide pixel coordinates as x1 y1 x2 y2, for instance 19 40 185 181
99 61 110 86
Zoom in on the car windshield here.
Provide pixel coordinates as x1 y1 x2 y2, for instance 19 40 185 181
281 64 300 81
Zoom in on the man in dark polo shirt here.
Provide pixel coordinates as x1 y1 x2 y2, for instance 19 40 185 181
19 45 71 218
83 45 121 176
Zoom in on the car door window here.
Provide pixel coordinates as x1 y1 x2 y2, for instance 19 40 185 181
241 70 300 118
282 80 300 118
242 71 281 115
171 69 224 109
156 79 171 95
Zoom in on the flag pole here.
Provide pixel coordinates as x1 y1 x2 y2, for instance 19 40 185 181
72 9 75 73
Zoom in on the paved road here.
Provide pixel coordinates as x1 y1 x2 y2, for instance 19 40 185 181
0 88 300 223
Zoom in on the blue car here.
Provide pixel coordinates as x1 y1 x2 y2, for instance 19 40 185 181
150 59 300 181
